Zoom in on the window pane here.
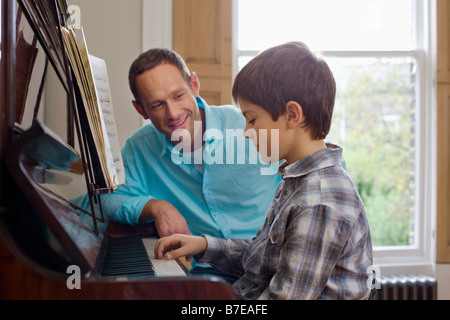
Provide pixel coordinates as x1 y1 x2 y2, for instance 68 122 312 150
237 0 422 249
238 0 414 51
326 57 417 246
238 56 255 70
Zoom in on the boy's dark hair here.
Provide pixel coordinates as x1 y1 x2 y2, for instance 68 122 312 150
232 41 336 140
129 48 192 104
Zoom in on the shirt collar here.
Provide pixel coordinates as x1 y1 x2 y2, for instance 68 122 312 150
201 97 223 142
278 143 343 179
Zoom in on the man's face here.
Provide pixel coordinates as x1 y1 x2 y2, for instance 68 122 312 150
133 64 202 148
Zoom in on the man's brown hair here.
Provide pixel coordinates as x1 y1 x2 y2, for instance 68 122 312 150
129 48 192 104
232 41 336 140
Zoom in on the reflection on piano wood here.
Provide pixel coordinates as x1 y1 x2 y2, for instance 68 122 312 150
0 0 239 300
0 221 239 300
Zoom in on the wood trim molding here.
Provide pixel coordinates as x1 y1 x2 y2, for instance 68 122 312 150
437 0 450 85
436 0 450 263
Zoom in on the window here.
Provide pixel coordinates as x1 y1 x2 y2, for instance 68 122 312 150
233 0 434 268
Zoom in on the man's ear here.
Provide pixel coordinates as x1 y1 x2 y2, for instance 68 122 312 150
191 72 201 97
132 100 149 120
285 101 304 129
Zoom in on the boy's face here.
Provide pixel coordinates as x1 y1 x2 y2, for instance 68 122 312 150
239 100 288 164
132 64 202 149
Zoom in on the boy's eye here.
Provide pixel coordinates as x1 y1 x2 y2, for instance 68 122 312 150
248 119 256 125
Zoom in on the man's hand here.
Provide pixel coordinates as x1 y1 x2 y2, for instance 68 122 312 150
154 234 207 260
140 199 191 237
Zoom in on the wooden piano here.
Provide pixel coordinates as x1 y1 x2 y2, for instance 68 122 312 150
0 0 239 300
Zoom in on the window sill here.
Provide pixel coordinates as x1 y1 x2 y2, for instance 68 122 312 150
374 261 435 278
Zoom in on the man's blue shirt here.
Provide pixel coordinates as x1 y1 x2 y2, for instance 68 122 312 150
100 97 281 240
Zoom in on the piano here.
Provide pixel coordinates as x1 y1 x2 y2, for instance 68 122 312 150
0 0 239 300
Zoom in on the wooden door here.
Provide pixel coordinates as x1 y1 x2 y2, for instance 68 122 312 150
173 0 232 106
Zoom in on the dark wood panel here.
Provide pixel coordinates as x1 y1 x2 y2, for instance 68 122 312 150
0 220 238 300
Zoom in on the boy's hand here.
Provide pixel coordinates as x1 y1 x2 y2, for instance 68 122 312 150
154 234 207 260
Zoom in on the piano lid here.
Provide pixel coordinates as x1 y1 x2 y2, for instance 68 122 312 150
15 0 72 138
8 0 118 276
19 0 70 93
7 119 108 274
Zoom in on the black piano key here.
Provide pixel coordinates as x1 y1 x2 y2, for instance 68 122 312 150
100 236 156 278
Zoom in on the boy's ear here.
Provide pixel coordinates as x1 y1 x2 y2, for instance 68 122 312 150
132 100 149 120
285 101 304 129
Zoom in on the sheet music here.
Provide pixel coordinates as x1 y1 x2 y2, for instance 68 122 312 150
89 55 125 185
60 26 121 188
74 27 119 188
142 238 187 277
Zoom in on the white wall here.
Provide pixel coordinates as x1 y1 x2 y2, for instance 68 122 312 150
67 0 143 148
436 264 450 300
62 0 173 147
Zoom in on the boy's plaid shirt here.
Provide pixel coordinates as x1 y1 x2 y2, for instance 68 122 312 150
198 144 373 300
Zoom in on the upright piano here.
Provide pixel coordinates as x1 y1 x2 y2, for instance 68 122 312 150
0 0 238 300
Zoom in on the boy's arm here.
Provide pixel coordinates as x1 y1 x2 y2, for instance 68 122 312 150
258 205 357 300
154 234 207 260
199 235 251 276
155 234 251 277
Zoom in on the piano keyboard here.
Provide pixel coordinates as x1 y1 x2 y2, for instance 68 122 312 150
142 238 188 277
100 236 186 279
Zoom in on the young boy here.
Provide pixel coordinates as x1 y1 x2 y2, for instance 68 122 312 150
154 42 373 300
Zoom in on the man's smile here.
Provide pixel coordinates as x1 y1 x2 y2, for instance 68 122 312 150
168 115 189 130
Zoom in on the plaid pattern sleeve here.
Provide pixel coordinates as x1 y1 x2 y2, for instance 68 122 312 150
197 145 373 300
200 235 252 277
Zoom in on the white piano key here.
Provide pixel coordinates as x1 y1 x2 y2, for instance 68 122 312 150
141 238 187 277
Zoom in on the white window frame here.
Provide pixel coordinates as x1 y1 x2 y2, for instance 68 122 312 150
232 0 436 276
142 0 173 52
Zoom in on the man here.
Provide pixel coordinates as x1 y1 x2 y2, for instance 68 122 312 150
99 48 282 279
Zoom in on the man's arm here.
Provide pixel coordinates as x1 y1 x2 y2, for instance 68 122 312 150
140 199 191 237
